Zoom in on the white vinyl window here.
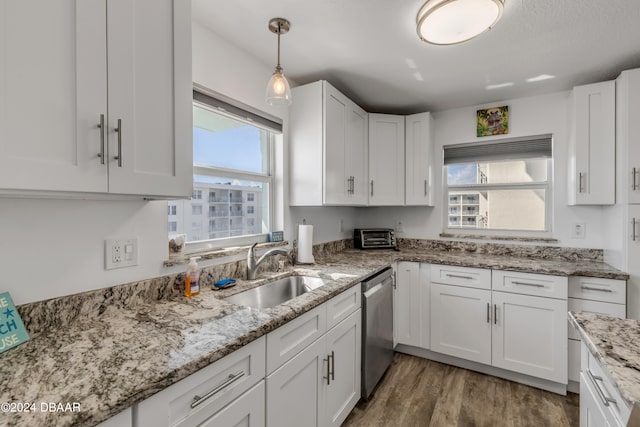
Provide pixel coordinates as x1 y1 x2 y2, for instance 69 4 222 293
169 87 282 251
444 135 553 235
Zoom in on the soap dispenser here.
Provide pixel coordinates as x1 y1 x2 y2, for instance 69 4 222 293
185 257 201 298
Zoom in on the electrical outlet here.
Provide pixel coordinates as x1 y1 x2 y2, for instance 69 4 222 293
396 221 404 233
339 218 344 233
105 238 138 270
571 223 586 239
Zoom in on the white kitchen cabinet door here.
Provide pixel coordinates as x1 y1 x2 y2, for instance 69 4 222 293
0 0 108 193
405 112 434 206
492 291 567 384
324 310 361 427
324 84 350 205
344 104 369 205
568 80 615 205
394 262 422 347
200 381 265 427
106 0 192 197
628 205 640 320
616 69 640 204
267 337 325 427
430 283 491 365
580 372 612 427
369 114 405 206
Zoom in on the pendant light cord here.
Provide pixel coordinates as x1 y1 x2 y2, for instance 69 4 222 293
276 23 282 71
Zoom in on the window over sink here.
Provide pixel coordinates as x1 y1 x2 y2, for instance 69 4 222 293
168 87 282 250
444 135 553 235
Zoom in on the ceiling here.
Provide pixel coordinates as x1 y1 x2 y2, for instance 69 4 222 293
192 0 640 114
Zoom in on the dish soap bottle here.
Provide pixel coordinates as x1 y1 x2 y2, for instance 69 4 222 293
185 257 201 298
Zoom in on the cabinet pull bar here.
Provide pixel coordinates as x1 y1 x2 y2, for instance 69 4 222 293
581 285 613 293
586 369 617 406
351 176 355 194
370 180 374 197
633 168 638 191
633 218 638 241
493 304 497 325
487 302 490 323
97 114 105 165
512 281 545 288
330 350 335 381
324 355 331 385
424 179 428 196
191 371 245 408
445 273 473 280
578 172 584 193
114 119 123 167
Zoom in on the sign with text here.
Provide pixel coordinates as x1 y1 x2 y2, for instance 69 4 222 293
0 292 29 354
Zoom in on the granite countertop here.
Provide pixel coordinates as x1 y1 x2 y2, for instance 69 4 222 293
569 312 640 408
0 247 628 426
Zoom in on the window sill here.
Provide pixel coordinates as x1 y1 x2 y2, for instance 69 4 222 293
439 233 558 244
164 240 289 267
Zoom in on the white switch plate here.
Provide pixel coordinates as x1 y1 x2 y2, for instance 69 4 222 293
571 223 586 239
105 238 138 270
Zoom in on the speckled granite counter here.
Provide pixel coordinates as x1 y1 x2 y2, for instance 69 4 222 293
0 244 628 426
569 312 640 408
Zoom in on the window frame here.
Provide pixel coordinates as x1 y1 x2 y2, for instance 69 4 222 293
181 90 279 254
442 153 554 238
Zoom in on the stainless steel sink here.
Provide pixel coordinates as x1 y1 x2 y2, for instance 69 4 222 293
224 275 327 309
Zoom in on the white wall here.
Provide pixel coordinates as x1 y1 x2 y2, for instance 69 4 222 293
358 91 607 248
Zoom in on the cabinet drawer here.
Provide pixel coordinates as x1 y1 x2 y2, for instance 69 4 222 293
568 299 626 340
430 265 491 290
267 304 327 374
492 270 567 299
569 276 626 305
585 343 631 425
135 336 266 427
326 284 361 330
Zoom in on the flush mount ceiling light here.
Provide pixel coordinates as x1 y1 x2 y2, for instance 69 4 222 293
417 0 505 45
265 18 292 106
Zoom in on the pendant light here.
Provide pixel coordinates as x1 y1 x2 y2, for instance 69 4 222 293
266 18 292 106
417 0 504 45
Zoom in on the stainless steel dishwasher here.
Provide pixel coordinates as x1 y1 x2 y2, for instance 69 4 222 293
361 267 394 399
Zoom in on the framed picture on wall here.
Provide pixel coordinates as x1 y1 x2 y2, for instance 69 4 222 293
477 105 509 137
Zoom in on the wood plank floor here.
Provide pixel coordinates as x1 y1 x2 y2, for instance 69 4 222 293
343 353 579 427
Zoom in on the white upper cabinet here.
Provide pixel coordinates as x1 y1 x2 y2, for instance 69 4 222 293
617 68 640 204
568 80 615 205
0 0 192 198
405 112 434 206
289 81 368 206
369 113 405 206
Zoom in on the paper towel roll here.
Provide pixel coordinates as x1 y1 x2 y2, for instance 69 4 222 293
297 224 315 264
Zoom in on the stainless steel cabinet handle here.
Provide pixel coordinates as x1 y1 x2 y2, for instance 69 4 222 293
486 302 490 323
446 273 474 280
351 176 355 194
581 285 613 293
424 179 428 196
633 168 638 191
114 119 122 167
370 180 374 197
324 354 331 385
191 371 245 408
512 281 545 288
578 172 585 193
330 350 335 381
586 369 617 407
493 304 497 325
633 218 638 241
97 114 105 164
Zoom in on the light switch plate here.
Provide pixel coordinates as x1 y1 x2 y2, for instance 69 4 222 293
105 238 138 270
571 223 586 239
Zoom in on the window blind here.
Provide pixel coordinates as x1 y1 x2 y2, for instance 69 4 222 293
443 134 552 165
193 87 283 133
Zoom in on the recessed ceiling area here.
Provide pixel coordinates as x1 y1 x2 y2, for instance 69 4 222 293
192 0 640 114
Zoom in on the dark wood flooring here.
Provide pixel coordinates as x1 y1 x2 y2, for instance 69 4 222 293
343 352 579 427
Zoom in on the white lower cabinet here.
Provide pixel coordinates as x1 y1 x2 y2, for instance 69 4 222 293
394 262 429 348
200 381 265 427
266 308 361 427
580 372 611 427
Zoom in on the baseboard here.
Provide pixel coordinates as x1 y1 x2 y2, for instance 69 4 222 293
395 344 568 395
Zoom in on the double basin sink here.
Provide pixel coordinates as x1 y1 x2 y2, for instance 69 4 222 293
224 275 327 309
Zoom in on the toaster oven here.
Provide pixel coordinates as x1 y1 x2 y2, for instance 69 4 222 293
354 228 397 250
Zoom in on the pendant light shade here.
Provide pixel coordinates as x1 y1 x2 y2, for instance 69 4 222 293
266 18 292 106
417 0 504 45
